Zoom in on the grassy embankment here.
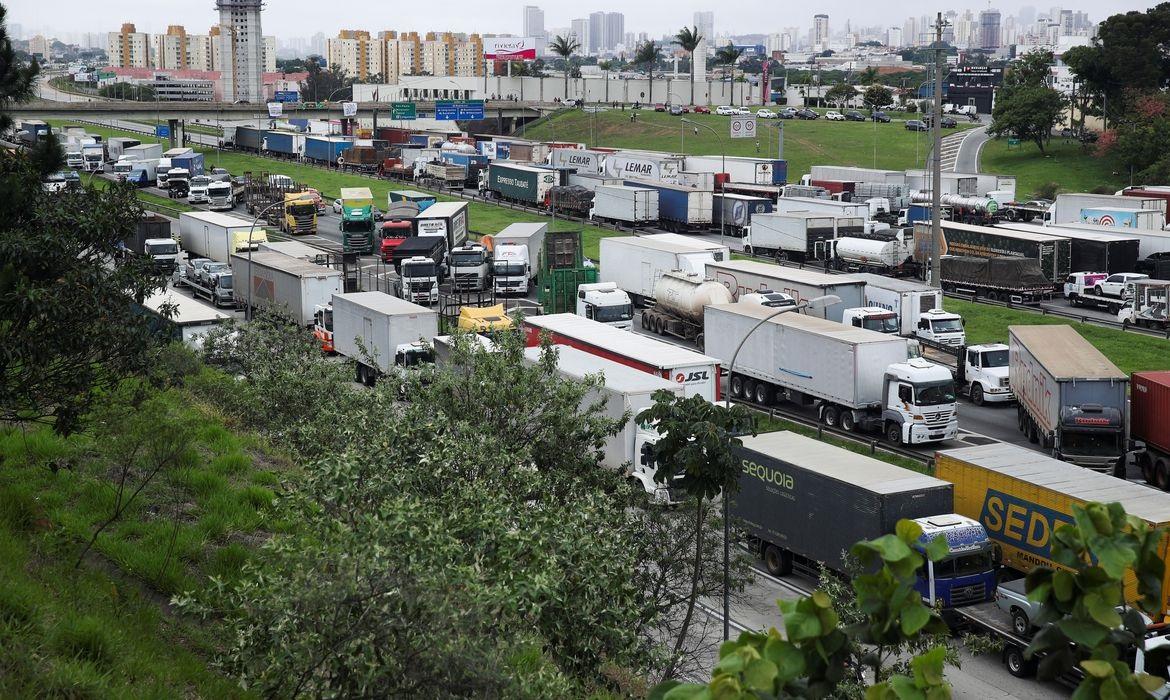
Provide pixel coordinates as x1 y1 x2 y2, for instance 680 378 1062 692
980 137 1125 199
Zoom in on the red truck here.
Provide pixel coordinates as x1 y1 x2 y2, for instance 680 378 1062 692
1133 371 1170 489
378 219 414 263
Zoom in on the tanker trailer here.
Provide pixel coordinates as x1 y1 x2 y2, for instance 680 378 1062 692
641 270 734 350
831 229 917 275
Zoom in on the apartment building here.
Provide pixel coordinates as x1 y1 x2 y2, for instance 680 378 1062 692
327 30 385 81
107 23 151 68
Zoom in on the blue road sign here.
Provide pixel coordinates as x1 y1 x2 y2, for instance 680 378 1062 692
155 125 170 138
435 99 485 120
274 90 300 103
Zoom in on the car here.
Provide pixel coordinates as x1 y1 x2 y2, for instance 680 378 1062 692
692 105 711 114
844 110 866 121
184 257 211 285
209 167 231 182
779 107 797 119
1064 272 1109 300
795 108 819 120
1094 272 1148 298
995 578 1040 637
824 111 846 121
653 103 667 112
332 198 343 214
1135 251 1170 275
756 108 777 119
736 107 752 115
905 119 928 131
198 261 230 287
872 111 891 123
669 104 685 116
715 105 737 116
924 115 958 128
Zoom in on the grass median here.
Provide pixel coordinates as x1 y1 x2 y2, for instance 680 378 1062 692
980 137 1123 199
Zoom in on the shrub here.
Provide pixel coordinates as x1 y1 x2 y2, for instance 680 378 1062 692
1034 181 1060 200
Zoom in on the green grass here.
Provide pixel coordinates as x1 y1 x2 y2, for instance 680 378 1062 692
948 298 1170 375
980 136 1125 199
520 109 973 179
86 174 194 214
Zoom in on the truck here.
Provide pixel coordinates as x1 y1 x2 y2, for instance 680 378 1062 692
546 185 594 217
548 148 607 174
829 228 918 275
281 191 318 235
575 282 634 330
158 148 194 189
304 135 354 165
165 168 191 199
1131 371 1170 489
1120 187 1170 225
926 221 1071 286
232 126 265 152
421 161 466 188
123 142 163 163
387 190 437 213
81 143 106 172
141 289 232 349
340 187 376 254
393 238 446 305
849 274 965 346
773 196 870 220
413 202 469 253
1008 325 1128 473
522 313 721 401
599 235 730 307
329 292 439 386
808 165 906 185
1118 279 1170 331
997 222 1139 274
263 131 305 160
171 151 204 177
742 212 836 261
603 151 685 184
117 158 159 187
639 271 733 349
486 162 558 205
705 304 958 445
121 215 180 273
207 178 236 211
704 259 863 322
712 193 773 236
178 211 268 263
734 431 995 607
106 137 140 162
378 219 414 263
622 178 713 232
935 442 1170 617
229 250 343 326
449 243 490 292
684 155 787 185
521 344 684 501
914 341 1015 406
939 256 1054 303
482 222 546 295
589 184 659 226
1080 206 1164 231
1051 192 1167 225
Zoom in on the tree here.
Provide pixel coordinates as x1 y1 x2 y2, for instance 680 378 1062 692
989 50 1065 153
636 392 756 679
300 62 350 102
0 5 36 135
1099 93 1170 184
549 34 581 101
634 40 663 104
857 66 879 85
715 43 744 106
863 84 894 112
674 25 703 106
824 82 856 107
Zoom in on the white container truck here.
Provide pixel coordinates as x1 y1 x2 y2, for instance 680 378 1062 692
807 166 907 185
575 282 635 329
483 222 546 295
521 345 684 501
106 137 141 163
122 143 162 162
743 212 837 261
179 211 268 262
1051 193 1167 225
523 313 721 401
598 235 730 306
705 303 959 445
685 155 784 185
704 259 864 322
603 151 684 184
774 196 870 219
229 250 343 326
548 148 607 174
331 291 439 386
849 273 966 346
590 184 660 225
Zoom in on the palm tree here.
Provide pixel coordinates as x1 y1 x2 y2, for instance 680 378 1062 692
715 43 744 106
858 66 879 85
634 40 663 105
673 25 704 106
549 34 581 102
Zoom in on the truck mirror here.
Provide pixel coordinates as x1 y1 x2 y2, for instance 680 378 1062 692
585 304 594 319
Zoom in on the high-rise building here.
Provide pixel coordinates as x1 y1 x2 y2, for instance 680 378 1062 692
187 33 215 71
28 35 49 59
887 26 903 47
693 11 714 44
327 30 385 81
812 14 829 50
979 9 1002 50
605 12 625 51
151 26 189 70
523 6 545 40
216 0 264 103
902 16 918 47
107 23 150 68
570 18 590 53
588 12 605 52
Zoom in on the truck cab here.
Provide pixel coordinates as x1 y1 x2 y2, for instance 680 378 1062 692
340 187 376 254
842 307 899 334
81 143 105 172
65 147 84 169
379 220 413 263
959 344 1013 405
450 244 490 292
156 158 172 188
282 193 318 235
143 238 180 273
188 176 211 204
912 514 997 608
576 282 634 330
312 303 334 353
491 243 532 295
166 168 190 199
207 180 235 210
915 308 965 347
396 256 440 305
112 157 138 180
208 271 235 307
631 431 685 504
882 358 959 445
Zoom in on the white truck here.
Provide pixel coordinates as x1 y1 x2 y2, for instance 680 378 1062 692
848 274 966 346
206 179 236 211
521 345 684 502
575 282 635 330
229 250 343 327
123 143 162 163
1051 192 1166 225
598 234 730 306
523 313 721 402
158 147 195 189
704 259 864 322
590 184 660 226
743 212 837 261
829 228 916 275
483 222 546 295
81 143 105 172
449 243 490 292
920 342 1014 406
178 211 268 263
330 292 439 387
106 137 141 163
773 196 870 220
705 303 959 445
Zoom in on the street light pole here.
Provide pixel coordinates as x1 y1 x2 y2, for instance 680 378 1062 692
930 13 948 290
245 200 283 321
683 118 724 243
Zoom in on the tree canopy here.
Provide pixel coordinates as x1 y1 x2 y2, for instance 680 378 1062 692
989 50 1065 153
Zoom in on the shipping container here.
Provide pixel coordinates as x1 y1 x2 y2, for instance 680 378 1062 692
604 151 685 183
264 131 303 157
487 162 558 205
997 222 1139 274
704 259 863 321
589 184 659 225
229 250 342 326
599 235 729 304
712 193 774 234
1053 192 1167 225
1132 371 1170 488
413 201 469 251
684 155 788 185
743 212 836 260
925 221 1071 285
233 125 267 152
304 135 354 164
548 148 607 174
936 442 1170 616
622 178 713 230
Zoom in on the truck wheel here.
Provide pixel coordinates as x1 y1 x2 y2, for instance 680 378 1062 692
841 411 856 432
1027 420 1039 444
1140 453 1155 484
743 379 757 402
970 384 985 406
754 382 771 406
355 363 366 385
640 313 650 330
1156 459 1170 492
763 544 793 576
1113 456 1128 479
730 375 744 399
1004 645 1036 678
695 333 705 352
885 422 903 446
1010 608 1031 637
822 405 840 428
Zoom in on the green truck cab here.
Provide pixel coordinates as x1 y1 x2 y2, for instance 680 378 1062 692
340 187 376 254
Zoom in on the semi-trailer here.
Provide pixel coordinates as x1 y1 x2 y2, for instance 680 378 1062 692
603 151 685 184
639 271 733 348
734 431 995 608
704 259 863 322
521 344 685 501
939 256 1054 303
1051 192 1167 225
522 313 721 401
233 125 266 152
1132 371 1170 489
599 235 730 306
329 292 439 386
178 211 268 262
829 228 916 274
807 165 906 185
1062 222 1170 261
121 215 180 273
712 193 773 235
925 221 1071 285
849 273 966 346
482 222 546 295
1080 207 1164 231
622 178 713 231
684 155 787 185
106 137 140 162
486 162 558 205
548 148 607 174
705 304 958 444
996 222 1139 274
773 196 870 219
413 201 469 252
123 142 162 162
742 212 837 260
263 131 305 159
1008 325 1128 472
590 184 659 225
229 250 342 326
171 151 204 177
1120 187 1170 225
304 135 354 165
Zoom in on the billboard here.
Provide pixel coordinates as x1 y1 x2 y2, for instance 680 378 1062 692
484 37 537 60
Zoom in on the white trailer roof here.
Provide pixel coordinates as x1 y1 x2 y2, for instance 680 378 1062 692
258 241 328 260
708 303 903 345
742 431 946 495
524 345 679 394
495 222 547 238
332 291 436 317
849 273 937 293
143 290 231 325
706 259 865 288
638 233 727 252
180 210 255 228
231 251 342 278
941 220 1068 243
1008 325 1127 380
416 201 468 218
603 235 717 255
998 222 1140 243
524 314 719 368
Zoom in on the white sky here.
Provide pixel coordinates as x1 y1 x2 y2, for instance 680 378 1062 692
7 0 1141 40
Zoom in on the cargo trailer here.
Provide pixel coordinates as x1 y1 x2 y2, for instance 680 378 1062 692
123 142 162 162
486 162 558 205
1008 325 1128 472
996 222 1139 274
264 131 305 158
548 148 607 174
939 256 1053 303
905 171 978 196
1051 192 1167 225
304 135 354 164
712 193 773 235
935 442 1170 617
233 125 266 152
925 220 1071 285
598 235 729 305
567 173 623 192
850 273 963 344
1121 187 1170 225
734 431 995 608
590 184 659 225
684 155 787 185
705 304 957 444
773 196 870 219
1132 371 1170 489
230 250 343 326
179 211 268 262
604 151 685 184
170 152 204 177
622 178 713 231
330 292 439 386
106 137 140 162
412 201 469 251
522 313 721 401
808 165 906 185
1061 222 1170 260
1080 207 1164 231
743 212 836 260
704 259 863 322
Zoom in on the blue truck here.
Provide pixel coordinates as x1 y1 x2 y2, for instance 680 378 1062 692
623 178 713 232
304 135 354 165
171 152 204 177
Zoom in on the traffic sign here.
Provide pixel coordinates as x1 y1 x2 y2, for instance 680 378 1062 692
274 90 299 103
154 125 170 138
729 116 756 139
435 99 486 120
391 101 417 120
267 102 283 117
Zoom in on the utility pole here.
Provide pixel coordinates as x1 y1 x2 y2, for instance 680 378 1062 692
929 12 947 289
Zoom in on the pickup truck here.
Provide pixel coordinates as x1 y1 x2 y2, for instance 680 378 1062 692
994 578 1039 637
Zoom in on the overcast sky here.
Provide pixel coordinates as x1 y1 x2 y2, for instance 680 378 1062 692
7 0 1144 39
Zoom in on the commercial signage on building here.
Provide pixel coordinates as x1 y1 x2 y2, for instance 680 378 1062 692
483 37 537 60
435 100 486 120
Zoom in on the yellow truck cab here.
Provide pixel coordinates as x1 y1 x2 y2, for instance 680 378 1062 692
282 192 318 235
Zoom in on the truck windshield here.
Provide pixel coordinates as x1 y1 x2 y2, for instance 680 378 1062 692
289 204 316 216
494 261 527 277
209 184 230 193
114 163 133 173
451 251 484 265
191 177 211 187
980 349 1008 367
914 380 956 406
931 318 964 333
933 551 993 577
146 242 179 255
396 347 435 367
402 263 436 278
861 316 899 333
594 303 634 323
217 275 233 290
